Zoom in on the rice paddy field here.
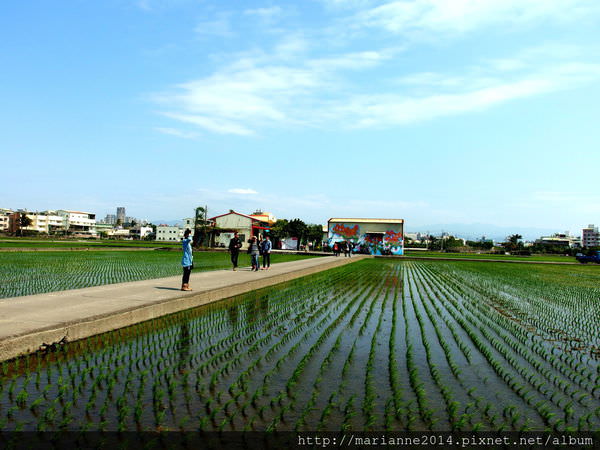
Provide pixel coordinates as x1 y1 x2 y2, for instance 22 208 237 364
0 238 181 249
0 251 317 299
403 250 578 263
0 259 599 432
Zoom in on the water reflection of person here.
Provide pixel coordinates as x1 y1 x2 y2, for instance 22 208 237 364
177 322 191 374
226 302 239 329
259 294 269 317
245 294 270 325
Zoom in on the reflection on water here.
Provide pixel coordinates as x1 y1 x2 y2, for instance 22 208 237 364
177 323 191 374
245 293 270 325
226 303 239 329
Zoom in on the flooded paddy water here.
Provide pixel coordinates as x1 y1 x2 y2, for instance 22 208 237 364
0 259 599 431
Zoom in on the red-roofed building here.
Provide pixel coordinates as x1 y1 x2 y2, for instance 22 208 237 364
209 210 271 247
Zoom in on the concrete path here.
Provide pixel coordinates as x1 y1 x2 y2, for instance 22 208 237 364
0 255 367 362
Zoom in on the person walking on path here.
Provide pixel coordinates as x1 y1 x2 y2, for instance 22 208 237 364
333 242 339 257
346 240 353 258
181 229 193 291
261 235 272 270
228 231 242 271
247 236 261 271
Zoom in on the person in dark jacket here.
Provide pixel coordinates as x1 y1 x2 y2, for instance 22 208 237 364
181 229 193 291
247 236 260 271
261 235 272 270
228 232 242 271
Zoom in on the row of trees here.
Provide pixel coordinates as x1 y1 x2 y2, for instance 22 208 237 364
405 235 491 251
268 219 323 250
411 232 592 256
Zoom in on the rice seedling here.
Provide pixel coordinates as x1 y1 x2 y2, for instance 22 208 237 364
0 251 318 299
1 259 599 432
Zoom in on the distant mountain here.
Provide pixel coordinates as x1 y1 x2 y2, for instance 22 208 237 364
149 219 182 227
405 223 568 242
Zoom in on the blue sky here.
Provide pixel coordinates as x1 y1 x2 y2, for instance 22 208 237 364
2 0 600 234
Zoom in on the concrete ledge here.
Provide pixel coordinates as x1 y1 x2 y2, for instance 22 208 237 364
0 255 368 362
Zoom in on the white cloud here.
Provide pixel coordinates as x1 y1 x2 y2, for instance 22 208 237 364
154 51 600 134
195 18 234 38
244 6 283 21
161 112 255 136
320 0 376 11
154 127 198 139
353 0 600 36
155 63 324 133
274 36 309 60
150 1 600 136
228 188 258 195
339 78 554 128
337 58 600 128
308 49 399 71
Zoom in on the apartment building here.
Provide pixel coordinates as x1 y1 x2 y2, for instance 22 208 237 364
537 232 580 248
102 214 117 224
130 226 154 239
2 210 63 234
156 225 183 241
582 224 599 248
56 210 97 236
23 211 64 234
0 208 11 231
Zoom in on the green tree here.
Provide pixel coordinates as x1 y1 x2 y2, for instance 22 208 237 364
466 240 493 250
427 235 439 251
269 219 289 247
306 224 324 250
287 218 307 250
18 213 33 237
193 206 208 247
504 234 523 252
444 236 464 250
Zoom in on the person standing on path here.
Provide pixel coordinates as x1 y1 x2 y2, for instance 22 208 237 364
248 236 260 271
261 235 272 270
181 228 193 291
228 231 242 271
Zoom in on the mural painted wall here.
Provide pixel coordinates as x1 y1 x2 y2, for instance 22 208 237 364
327 221 404 255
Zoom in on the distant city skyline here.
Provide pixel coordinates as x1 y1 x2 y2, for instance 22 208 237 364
1 203 591 242
3 1 600 235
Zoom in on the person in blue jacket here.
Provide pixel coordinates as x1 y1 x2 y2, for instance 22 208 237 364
181 228 193 291
260 235 272 270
